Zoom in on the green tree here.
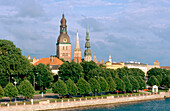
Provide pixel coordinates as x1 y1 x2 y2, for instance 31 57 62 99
135 76 146 90
156 75 162 85
35 63 54 90
52 79 68 96
88 78 101 96
108 69 118 79
0 85 4 98
77 78 91 96
59 61 84 83
107 77 116 92
104 69 112 78
80 61 98 75
86 69 98 81
128 75 140 92
162 75 170 87
147 75 159 86
96 67 105 78
114 77 125 93
18 80 34 99
98 77 108 95
4 83 18 101
129 68 145 79
66 78 78 96
0 40 32 87
122 76 132 92
116 67 128 79
147 68 166 78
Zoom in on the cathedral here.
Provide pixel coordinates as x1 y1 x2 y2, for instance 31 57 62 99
56 12 94 63
56 13 71 62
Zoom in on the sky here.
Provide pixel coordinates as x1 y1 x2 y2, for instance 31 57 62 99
0 0 170 66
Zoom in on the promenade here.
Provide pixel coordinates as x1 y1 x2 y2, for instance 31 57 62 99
0 92 170 111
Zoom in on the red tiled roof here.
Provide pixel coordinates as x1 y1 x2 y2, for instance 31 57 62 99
33 57 63 66
160 66 170 70
155 60 159 63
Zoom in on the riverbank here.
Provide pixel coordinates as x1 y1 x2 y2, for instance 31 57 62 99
0 92 170 111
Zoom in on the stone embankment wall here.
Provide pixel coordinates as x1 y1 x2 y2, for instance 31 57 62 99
1 92 170 111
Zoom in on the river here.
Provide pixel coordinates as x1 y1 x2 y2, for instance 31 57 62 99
52 98 170 111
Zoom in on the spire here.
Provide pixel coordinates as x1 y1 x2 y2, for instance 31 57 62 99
86 17 90 41
85 18 90 49
109 53 112 63
76 30 80 49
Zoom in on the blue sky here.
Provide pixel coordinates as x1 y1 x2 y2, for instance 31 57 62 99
0 0 170 66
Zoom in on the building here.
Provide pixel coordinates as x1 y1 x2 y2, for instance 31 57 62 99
74 31 82 63
33 56 63 75
56 13 71 62
84 19 92 62
93 53 98 63
125 61 148 75
160 66 170 70
124 61 160 76
105 61 124 70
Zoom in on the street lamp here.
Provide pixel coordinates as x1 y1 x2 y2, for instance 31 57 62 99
12 77 17 102
34 73 38 90
9 73 13 83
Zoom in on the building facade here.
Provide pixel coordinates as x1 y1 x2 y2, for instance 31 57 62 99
93 54 97 63
74 31 82 63
56 13 71 62
84 20 92 62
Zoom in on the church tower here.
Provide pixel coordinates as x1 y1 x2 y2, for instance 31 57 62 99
84 19 92 62
74 31 82 63
56 12 71 62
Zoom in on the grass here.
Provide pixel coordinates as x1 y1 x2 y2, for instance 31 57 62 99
34 88 53 95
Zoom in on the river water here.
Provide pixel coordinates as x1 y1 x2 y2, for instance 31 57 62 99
53 98 170 111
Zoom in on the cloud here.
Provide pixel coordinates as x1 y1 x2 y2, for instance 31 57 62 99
0 0 170 65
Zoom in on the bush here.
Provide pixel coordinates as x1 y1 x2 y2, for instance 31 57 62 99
4 83 18 101
18 80 35 99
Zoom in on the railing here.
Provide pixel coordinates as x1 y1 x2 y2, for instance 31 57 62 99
0 92 169 108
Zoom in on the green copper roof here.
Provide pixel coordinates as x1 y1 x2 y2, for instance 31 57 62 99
86 18 90 41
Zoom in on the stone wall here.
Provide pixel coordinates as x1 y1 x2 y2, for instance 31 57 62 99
1 92 170 111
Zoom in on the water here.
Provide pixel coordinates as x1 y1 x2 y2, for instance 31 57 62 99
54 98 170 111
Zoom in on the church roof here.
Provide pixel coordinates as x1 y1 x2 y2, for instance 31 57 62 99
33 57 63 66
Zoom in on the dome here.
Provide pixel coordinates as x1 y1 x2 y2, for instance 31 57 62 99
60 14 66 26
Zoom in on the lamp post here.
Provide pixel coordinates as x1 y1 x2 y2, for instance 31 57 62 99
34 73 38 90
12 77 17 102
9 73 13 83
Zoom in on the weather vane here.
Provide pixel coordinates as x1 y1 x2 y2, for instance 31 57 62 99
62 7 64 14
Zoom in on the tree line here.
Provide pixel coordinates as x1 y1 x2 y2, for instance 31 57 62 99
0 39 170 100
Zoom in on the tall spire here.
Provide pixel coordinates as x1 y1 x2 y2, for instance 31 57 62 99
84 17 92 62
86 17 90 41
76 30 80 49
109 53 112 63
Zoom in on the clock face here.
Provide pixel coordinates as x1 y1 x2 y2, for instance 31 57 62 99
63 38 67 43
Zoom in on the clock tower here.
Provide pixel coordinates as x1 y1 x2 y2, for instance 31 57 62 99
56 13 71 62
